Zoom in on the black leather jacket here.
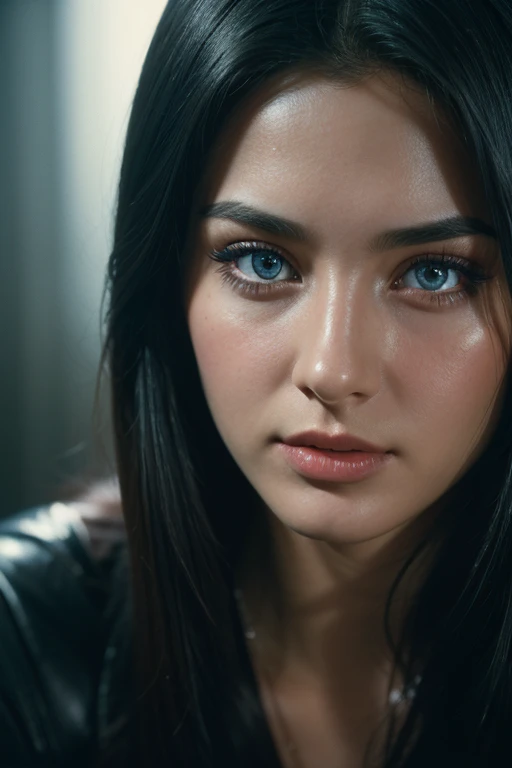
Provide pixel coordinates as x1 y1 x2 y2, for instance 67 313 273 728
0 502 130 767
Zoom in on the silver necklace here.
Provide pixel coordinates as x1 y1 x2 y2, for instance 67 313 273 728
233 587 421 766
234 587 304 767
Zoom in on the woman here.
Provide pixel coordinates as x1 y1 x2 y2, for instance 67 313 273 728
3 0 512 766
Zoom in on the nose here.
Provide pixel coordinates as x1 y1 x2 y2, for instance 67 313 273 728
291 271 383 408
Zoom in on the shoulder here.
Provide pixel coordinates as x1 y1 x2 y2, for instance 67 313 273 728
0 484 128 766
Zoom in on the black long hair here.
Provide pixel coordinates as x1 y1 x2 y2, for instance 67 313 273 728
101 1 512 765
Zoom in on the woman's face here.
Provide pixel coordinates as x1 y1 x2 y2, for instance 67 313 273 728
186 72 509 548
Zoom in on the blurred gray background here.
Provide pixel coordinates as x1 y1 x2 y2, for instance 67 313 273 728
1 0 167 516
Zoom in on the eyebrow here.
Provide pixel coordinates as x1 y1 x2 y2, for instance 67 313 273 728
200 201 497 250
200 201 307 240
370 216 497 251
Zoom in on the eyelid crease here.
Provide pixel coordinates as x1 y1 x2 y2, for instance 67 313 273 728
210 240 290 260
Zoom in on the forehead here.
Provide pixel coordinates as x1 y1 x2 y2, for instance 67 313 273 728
202 72 489 240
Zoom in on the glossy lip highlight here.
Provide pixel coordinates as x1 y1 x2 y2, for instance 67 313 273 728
277 443 394 482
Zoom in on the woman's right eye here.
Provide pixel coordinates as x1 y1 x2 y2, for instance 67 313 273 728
209 242 299 284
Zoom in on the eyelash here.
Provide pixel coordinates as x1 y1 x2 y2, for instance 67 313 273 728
208 241 492 307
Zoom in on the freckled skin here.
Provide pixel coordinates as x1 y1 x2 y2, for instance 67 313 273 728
187 72 509 550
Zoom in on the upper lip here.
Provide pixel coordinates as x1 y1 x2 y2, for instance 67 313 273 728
282 430 389 453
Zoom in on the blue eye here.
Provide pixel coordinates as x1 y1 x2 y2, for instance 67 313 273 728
400 254 489 297
210 243 296 283
403 263 459 291
239 250 284 280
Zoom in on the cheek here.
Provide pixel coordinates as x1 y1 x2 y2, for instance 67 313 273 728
187 282 282 425
394 314 506 477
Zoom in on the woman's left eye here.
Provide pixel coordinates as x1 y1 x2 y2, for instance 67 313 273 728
400 260 462 291
397 254 489 295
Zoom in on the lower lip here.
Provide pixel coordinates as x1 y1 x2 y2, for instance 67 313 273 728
277 444 393 482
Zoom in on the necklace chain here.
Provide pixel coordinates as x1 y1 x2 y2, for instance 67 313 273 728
234 587 304 767
233 586 421 767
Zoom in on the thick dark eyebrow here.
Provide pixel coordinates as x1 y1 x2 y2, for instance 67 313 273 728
200 201 497 249
200 201 307 240
369 216 497 251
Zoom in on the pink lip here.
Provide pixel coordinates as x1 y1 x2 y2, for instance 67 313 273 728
277 430 393 482
277 444 393 482
282 430 388 454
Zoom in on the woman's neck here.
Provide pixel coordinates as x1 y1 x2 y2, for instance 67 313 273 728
236 501 438 689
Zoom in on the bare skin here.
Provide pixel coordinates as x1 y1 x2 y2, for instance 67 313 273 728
186 71 510 766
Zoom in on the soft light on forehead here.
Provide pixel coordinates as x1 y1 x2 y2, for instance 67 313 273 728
204 72 490 245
